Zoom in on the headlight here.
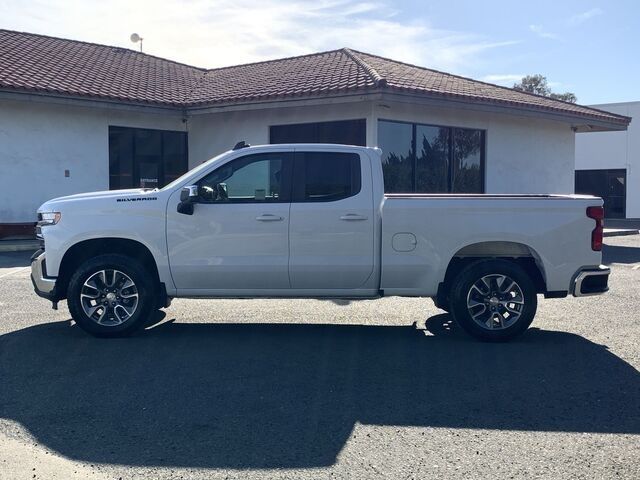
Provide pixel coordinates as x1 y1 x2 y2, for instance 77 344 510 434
36 212 61 239
37 212 61 226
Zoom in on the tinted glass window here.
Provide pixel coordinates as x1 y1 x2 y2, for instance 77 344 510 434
198 153 289 203
270 119 366 146
575 169 626 218
377 120 485 194
294 152 361 202
416 125 449 193
109 128 134 190
109 126 188 190
163 133 189 185
452 128 483 193
378 120 413 193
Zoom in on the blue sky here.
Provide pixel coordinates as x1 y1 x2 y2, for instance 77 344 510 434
1 0 638 104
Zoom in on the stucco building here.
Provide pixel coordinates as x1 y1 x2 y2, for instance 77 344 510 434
0 29 631 235
575 101 638 219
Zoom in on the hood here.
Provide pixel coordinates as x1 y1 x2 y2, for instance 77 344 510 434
38 188 157 212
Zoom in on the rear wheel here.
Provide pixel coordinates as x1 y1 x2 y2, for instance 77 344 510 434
449 259 537 342
67 254 156 337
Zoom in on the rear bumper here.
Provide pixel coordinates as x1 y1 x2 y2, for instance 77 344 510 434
30 250 59 301
572 265 610 297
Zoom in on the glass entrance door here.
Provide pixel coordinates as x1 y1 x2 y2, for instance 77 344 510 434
575 169 626 218
109 126 188 190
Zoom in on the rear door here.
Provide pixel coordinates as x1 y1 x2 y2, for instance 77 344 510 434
288 150 375 289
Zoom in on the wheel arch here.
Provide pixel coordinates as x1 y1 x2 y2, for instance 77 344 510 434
57 237 161 300
435 241 548 310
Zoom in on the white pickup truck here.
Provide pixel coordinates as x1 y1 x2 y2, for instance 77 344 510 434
31 143 609 341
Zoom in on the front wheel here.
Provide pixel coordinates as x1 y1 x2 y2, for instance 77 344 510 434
67 254 156 337
449 259 537 342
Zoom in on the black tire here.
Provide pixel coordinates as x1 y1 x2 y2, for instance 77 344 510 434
449 259 537 342
67 254 157 337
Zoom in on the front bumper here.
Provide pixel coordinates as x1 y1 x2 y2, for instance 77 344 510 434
30 250 59 301
572 265 610 297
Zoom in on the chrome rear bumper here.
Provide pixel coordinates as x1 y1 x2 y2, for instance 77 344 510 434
572 265 610 297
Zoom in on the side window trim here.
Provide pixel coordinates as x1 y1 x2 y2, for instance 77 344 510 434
292 151 362 203
195 152 294 204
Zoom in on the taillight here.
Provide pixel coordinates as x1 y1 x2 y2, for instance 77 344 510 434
586 206 604 251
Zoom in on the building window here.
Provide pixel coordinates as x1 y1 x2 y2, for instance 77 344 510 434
270 119 366 146
378 120 485 193
109 126 188 190
575 169 626 218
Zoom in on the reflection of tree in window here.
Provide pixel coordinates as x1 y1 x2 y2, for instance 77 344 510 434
382 151 413 193
416 126 448 193
452 129 482 193
379 120 412 193
377 120 484 194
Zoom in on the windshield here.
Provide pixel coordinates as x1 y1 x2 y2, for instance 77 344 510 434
161 150 231 192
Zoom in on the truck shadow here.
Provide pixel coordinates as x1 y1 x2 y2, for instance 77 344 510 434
1 314 639 469
0 251 33 268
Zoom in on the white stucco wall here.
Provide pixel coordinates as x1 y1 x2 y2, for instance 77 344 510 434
575 101 638 218
189 99 576 195
1 94 580 224
0 98 185 222
187 100 376 167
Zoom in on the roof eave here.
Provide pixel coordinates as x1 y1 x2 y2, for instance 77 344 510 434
378 90 630 132
0 85 630 132
0 87 186 114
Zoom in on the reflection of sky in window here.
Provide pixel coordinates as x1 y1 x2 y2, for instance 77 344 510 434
378 121 412 163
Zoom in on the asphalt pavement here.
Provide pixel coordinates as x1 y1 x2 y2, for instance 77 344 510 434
0 237 639 479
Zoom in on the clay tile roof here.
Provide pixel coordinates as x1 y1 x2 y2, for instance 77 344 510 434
0 29 204 105
185 49 376 106
0 29 631 128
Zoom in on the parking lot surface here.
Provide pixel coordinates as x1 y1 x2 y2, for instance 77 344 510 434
1 236 639 479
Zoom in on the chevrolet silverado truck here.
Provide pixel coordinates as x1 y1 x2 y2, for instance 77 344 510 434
31 143 609 341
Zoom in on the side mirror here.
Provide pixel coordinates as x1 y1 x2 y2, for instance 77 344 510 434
177 185 198 215
180 185 199 202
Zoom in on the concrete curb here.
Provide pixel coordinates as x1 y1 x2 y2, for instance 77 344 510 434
603 229 639 238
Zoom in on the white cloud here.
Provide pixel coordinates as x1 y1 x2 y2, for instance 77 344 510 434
529 24 560 40
569 8 604 25
0 0 518 73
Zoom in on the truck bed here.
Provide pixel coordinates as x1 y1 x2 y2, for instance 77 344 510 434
380 194 603 296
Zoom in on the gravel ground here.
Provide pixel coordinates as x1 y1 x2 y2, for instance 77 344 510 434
0 236 639 479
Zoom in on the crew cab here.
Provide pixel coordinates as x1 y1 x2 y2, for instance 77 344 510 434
31 143 609 341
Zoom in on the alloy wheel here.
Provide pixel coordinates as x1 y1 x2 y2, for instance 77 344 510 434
466 274 525 330
80 269 139 326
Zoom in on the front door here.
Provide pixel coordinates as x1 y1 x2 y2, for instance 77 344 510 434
167 151 293 291
288 151 375 289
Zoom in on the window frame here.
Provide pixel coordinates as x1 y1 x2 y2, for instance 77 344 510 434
194 152 294 204
291 151 362 203
378 119 486 194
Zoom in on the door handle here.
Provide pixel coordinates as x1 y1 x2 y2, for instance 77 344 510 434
340 213 368 221
256 214 284 221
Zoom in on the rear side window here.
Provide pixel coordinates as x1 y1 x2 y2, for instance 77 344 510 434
293 152 361 202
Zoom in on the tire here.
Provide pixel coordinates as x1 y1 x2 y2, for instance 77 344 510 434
67 254 157 337
449 259 537 342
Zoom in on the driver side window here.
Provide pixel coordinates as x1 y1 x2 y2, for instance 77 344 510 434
197 153 291 203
